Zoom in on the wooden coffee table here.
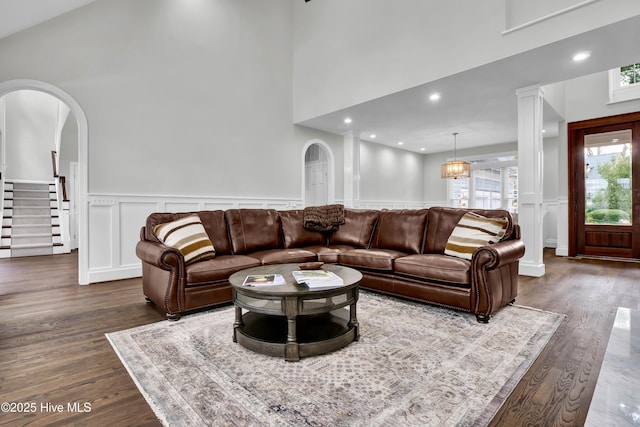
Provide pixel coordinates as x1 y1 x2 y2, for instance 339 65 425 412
229 263 362 362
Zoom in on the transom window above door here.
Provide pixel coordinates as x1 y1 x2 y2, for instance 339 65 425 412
609 63 640 104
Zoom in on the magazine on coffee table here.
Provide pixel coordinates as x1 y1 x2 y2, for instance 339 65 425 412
292 270 344 288
242 274 286 286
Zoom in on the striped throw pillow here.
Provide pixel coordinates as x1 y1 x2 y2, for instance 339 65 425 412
154 215 216 264
444 212 508 260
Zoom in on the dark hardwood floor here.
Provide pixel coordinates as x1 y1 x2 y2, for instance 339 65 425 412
0 250 638 426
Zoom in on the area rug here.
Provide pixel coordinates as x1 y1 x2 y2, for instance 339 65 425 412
106 292 564 426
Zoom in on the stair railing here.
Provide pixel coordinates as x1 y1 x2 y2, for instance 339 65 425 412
52 150 70 252
51 150 58 178
0 173 4 239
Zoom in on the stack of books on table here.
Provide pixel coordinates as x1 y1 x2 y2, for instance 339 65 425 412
242 274 286 286
292 270 344 288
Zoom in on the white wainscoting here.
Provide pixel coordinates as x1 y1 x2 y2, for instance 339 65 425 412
542 198 568 256
555 197 569 256
543 199 558 249
86 195 557 284
355 200 431 210
86 194 303 284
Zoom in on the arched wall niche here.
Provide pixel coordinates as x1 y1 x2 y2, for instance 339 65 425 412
301 139 335 207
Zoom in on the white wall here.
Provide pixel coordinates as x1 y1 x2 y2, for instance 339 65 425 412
360 141 424 204
565 71 640 122
292 0 640 122
4 90 63 181
59 114 78 180
0 0 336 282
0 0 320 199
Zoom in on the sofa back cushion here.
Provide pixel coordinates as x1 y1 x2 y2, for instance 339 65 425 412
279 210 327 248
329 209 379 248
144 211 231 255
370 209 428 253
424 207 513 254
225 209 284 254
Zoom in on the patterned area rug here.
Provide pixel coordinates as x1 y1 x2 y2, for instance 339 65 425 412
106 292 563 426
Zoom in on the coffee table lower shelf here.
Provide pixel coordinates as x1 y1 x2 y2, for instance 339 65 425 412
234 310 357 361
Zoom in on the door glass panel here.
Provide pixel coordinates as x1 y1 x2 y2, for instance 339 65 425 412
584 130 632 225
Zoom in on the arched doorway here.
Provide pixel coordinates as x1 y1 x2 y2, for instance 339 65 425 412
302 140 335 207
0 79 89 284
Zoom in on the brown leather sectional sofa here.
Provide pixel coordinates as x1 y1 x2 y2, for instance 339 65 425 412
136 207 525 322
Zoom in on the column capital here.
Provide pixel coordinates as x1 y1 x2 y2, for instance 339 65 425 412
516 84 545 97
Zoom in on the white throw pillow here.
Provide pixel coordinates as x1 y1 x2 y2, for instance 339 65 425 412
154 215 216 264
445 212 508 260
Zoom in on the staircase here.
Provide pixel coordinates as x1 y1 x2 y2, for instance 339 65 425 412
1 181 63 258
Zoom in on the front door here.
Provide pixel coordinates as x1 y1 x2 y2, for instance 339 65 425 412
568 113 640 259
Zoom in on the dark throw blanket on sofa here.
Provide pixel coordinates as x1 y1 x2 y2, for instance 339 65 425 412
303 204 346 233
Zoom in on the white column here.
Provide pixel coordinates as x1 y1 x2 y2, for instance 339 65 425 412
343 131 360 208
516 85 545 277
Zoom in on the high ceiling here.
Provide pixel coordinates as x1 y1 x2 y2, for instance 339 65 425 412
0 1 638 155
296 15 640 154
0 0 95 40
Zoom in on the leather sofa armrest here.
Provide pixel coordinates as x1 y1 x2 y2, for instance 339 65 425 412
136 239 187 319
470 239 525 322
472 239 525 270
136 239 184 270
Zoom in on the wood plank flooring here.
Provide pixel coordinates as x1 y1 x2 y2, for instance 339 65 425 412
0 250 638 426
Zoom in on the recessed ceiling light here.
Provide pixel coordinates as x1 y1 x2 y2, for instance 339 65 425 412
420 147 426 151
542 129 546 133
398 141 404 145
429 93 441 101
572 51 591 62
344 117 352 124
370 134 376 139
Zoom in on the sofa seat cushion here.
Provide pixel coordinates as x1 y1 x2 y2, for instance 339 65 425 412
186 255 261 285
305 244 355 264
394 254 471 288
338 248 407 272
248 248 317 265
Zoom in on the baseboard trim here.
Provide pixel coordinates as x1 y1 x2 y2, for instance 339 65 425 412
519 262 546 277
87 265 142 284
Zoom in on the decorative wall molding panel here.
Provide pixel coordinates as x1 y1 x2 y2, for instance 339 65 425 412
85 194 566 283
86 193 303 283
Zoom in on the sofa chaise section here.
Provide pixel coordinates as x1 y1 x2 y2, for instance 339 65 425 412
392 207 523 322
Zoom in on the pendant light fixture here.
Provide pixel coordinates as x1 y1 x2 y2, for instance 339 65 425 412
441 132 471 179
